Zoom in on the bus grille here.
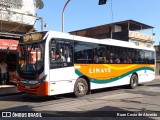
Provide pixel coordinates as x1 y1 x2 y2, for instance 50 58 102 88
18 84 38 94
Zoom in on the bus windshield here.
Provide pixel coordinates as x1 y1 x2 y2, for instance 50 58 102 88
18 41 45 72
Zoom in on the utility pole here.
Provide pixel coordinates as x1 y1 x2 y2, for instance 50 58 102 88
62 0 71 32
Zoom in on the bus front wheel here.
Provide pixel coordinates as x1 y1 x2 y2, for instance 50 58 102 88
74 78 88 97
130 74 138 89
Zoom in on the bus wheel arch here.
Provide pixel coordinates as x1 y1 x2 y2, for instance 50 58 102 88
130 73 138 89
74 76 90 97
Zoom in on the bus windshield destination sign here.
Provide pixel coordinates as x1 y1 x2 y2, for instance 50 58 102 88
23 33 44 42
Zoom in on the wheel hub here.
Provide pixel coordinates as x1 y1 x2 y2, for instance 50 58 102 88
77 82 85 93
132 78 136 86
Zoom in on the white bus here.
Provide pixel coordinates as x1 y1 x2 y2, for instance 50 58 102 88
17 31 155 97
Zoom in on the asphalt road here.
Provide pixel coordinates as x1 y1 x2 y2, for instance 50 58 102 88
0 79 159 120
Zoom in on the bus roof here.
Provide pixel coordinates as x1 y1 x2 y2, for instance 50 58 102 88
42 31 155 51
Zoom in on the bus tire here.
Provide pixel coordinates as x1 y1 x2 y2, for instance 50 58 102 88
74 78 88 97
130 74 138 89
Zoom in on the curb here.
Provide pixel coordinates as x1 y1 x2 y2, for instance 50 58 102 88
0 85 23 97
0 92 23 97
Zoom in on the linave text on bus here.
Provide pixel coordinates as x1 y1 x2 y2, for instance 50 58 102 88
89 68 111 74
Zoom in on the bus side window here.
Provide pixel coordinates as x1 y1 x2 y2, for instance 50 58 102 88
50 39 56 62
50 39 74 68
66 46 72 63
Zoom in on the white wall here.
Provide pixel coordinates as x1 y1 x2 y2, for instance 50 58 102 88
0 0 36 25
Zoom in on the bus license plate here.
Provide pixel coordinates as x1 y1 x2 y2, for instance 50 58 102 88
25 86 30 89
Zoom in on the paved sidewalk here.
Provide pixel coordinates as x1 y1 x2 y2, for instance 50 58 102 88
155 76 160 79
0 85 22 97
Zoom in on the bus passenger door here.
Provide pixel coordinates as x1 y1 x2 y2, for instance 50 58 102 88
49 39 75 95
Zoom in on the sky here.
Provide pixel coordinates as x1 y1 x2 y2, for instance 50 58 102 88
36 0 160 45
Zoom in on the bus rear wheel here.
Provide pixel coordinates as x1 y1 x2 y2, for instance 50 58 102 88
74 78 88 97
130 74 138 89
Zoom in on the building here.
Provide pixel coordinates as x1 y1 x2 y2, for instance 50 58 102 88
0 0 39 84
0 0 36 34
70 20 154 48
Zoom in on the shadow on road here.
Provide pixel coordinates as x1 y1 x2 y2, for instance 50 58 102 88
0 93 76 102
146 84 160 87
